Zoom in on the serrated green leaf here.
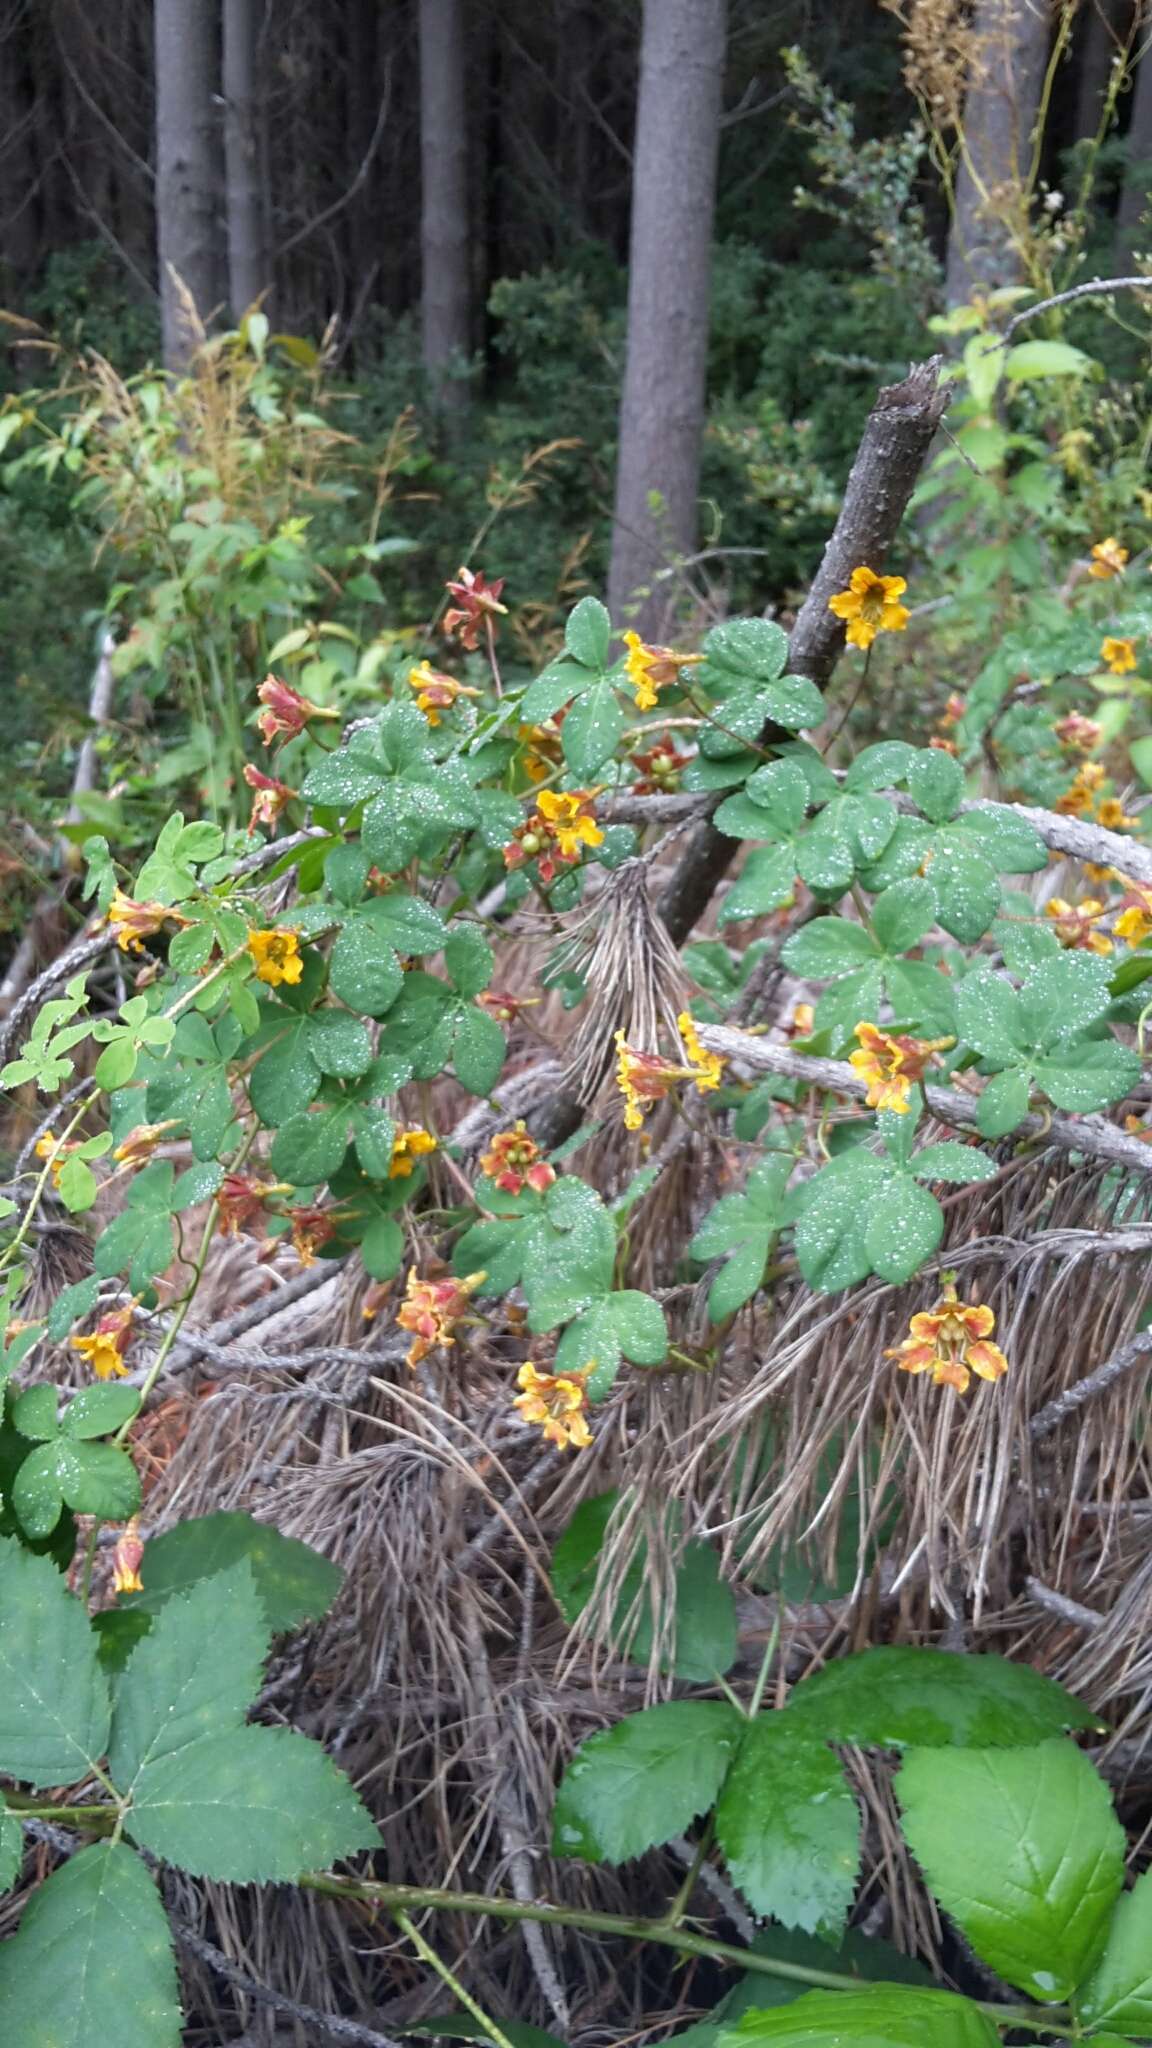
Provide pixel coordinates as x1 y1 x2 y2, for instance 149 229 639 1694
715 1713 860 1939
1079 1867 1152 2034
128 1723 381 1879
0 1841 181 2048
897 1741 1123 2002
120 1511 342 1633
788 1647 1100 1748
0 1537 110 1785
553 1701 741 1863
720 1985 1001 2047
109 1562 268 1790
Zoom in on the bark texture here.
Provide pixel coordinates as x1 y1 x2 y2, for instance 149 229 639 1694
606 0 727 640
223 0 265 318
944 0 1052 307
155 0 223 367
420 0 471 410
1117 37 1152 266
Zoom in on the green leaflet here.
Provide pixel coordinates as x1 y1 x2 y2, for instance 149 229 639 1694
788 1646 1099 1748
718 1985 1001 2047
119 1510 343 1634
714 1712 861 1939
553 1700 741 1863
1079 1869 1152 2035
0 1841 182 2048
0 1538 110 1787
109 1561 270 1790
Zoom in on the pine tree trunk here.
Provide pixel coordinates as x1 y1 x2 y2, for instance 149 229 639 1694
154 0 223 367
607 0 727 641
419 0 470 411
223 0 265 319
944 0 1052 307
1117 38 1152 266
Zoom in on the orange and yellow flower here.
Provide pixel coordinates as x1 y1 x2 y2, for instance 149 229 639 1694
479 1121 556 1196
255 673 338 745
71 1298 139 1381
1043 897 1112 955
407 661 481 726
504 788 604 883
1053 711 1103 753
1096 797 1140 832
111 1121 177 1169
107 888 188 956
389 1126 438 1178
397 1268 485 1368
1055 760 1106 816
1101 636 1138 676
518 719 565 782
828 565 910 650
289 1202 344 1266
513 1361 592 1449
243 763 296 832
443 566 507 650
622 632 702 711
217 1173 287 1236
477 988 542 1025
111 1517 145 1596
614 1014 726 1131
247 927 303 987
849 1021 952 1114
1089 537 1129 580
886 1279 1008 1395
34 1131 82 1190
1114 878 1152 946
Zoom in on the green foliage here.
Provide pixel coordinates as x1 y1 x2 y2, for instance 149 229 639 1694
713 1714 860 1939
550 1494 737 1682
553 1702 741 1863
0 1842 181 2048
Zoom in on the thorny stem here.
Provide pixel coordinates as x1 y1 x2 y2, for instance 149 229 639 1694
393 1909 517 2048
309 1875 1071 2035
659 1818 714 1930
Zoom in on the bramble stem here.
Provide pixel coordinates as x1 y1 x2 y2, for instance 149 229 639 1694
394 1909 517 2048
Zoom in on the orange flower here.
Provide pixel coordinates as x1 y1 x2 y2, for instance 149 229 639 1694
1053 711 1102 752
1114 878 1152 946
443 567 507 651
111 1517 145 1596
1043 897 1112 955
784 1002 815 1039
849 1021 952 1114
1055 760 1106 816
243 763 296 832
828 565 910 650
929 736 958 755
111 1121 178 1168
71 1299 139 1381
886 1279 1008 1395
34 1131 82 1190
1101 636 1138 676
289 1202 343 1267
622 632 702 711
513 1362 592 1449
407 661 481 726
631 734 690 794
518 719 565 781
614 1014 726 1130
504 788 603 883
1096 797 1140 832
389 1126 438 1178
1089 537 1128 579
107 888 187 956
939 693 966 729
397 1269 485 1368
477 988 542 1025
478 1121 556 1196
247 927 303 986
256 673 338 745
217 1172 286 1236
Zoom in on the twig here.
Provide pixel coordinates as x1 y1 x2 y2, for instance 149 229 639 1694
1029 1330 1152 1441
174 1921 404 2048
984 275 1152 348
1024 1578 1104 1631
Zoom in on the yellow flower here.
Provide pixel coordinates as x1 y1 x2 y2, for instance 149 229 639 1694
677 1011 726 1092
34 1131 80 1190
247 928 303 986
111 1121 177 1168
828 565 910 650
111 1517 144 1596
1089 537 1128 580
1101 636 1138 675
885 1280 1008 1395
389 1127 438 1178
1043 898 1112 955
1055 760 1107 816
535 788 604 860
622 631 700 711
1096 797 1139 832
407 661 481 726
848 1021 952 1114
1115 879 1152 946
107 888 186 955
513 1361 593 1449
71 1299 139 1381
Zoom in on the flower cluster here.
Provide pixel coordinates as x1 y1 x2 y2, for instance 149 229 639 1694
886 1280 1008 1395
397 1269 484 1368
504 788 604 884
849 1021 952 1114
614 1013 726 1131
622 632 702 711
1053 711 1103 753
630 734 690 794
513 1362 592 1449
828 564 909 650
478 1122 555 1196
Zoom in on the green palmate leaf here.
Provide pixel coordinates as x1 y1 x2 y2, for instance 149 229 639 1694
0 1796 19 1894
244 1011 322 1123
793 1153 891 1292
13 1439 141 1537
269 1101 351 1182
1079 1868 1152 2035
720 1985 1001 2048
781 918 878 978
554 1288 668 1396
871 878 938 953
128 1723 381 1880
0 1841 181 2048
788 1646 1100 1748
562 679 626 776
552 1701 742 1863
715 1713 860 1939
976 1067 1032 1137
522 1180 617 1326
564 594 612 670
897 1741 1124 2001
0 1538 110 1786
120 1510 342 1633
519 657 587 725
691 1157 791 1321
109 1562 269 1790
701 618 790 687
717 847 798 924
862 1178 943 1285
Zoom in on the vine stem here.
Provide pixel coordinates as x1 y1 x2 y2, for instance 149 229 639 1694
393 1909 516 2048
307 1876 1070 2035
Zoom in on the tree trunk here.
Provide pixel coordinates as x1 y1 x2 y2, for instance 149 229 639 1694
1117 37 1152 267
223 0 265 320
1074 0 1129 140
944 0 1052 307
607 0 727 641
154 0 223 368
419 0 470 412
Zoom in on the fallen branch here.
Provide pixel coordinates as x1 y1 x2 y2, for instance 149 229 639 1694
1029 1329 1152 1441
